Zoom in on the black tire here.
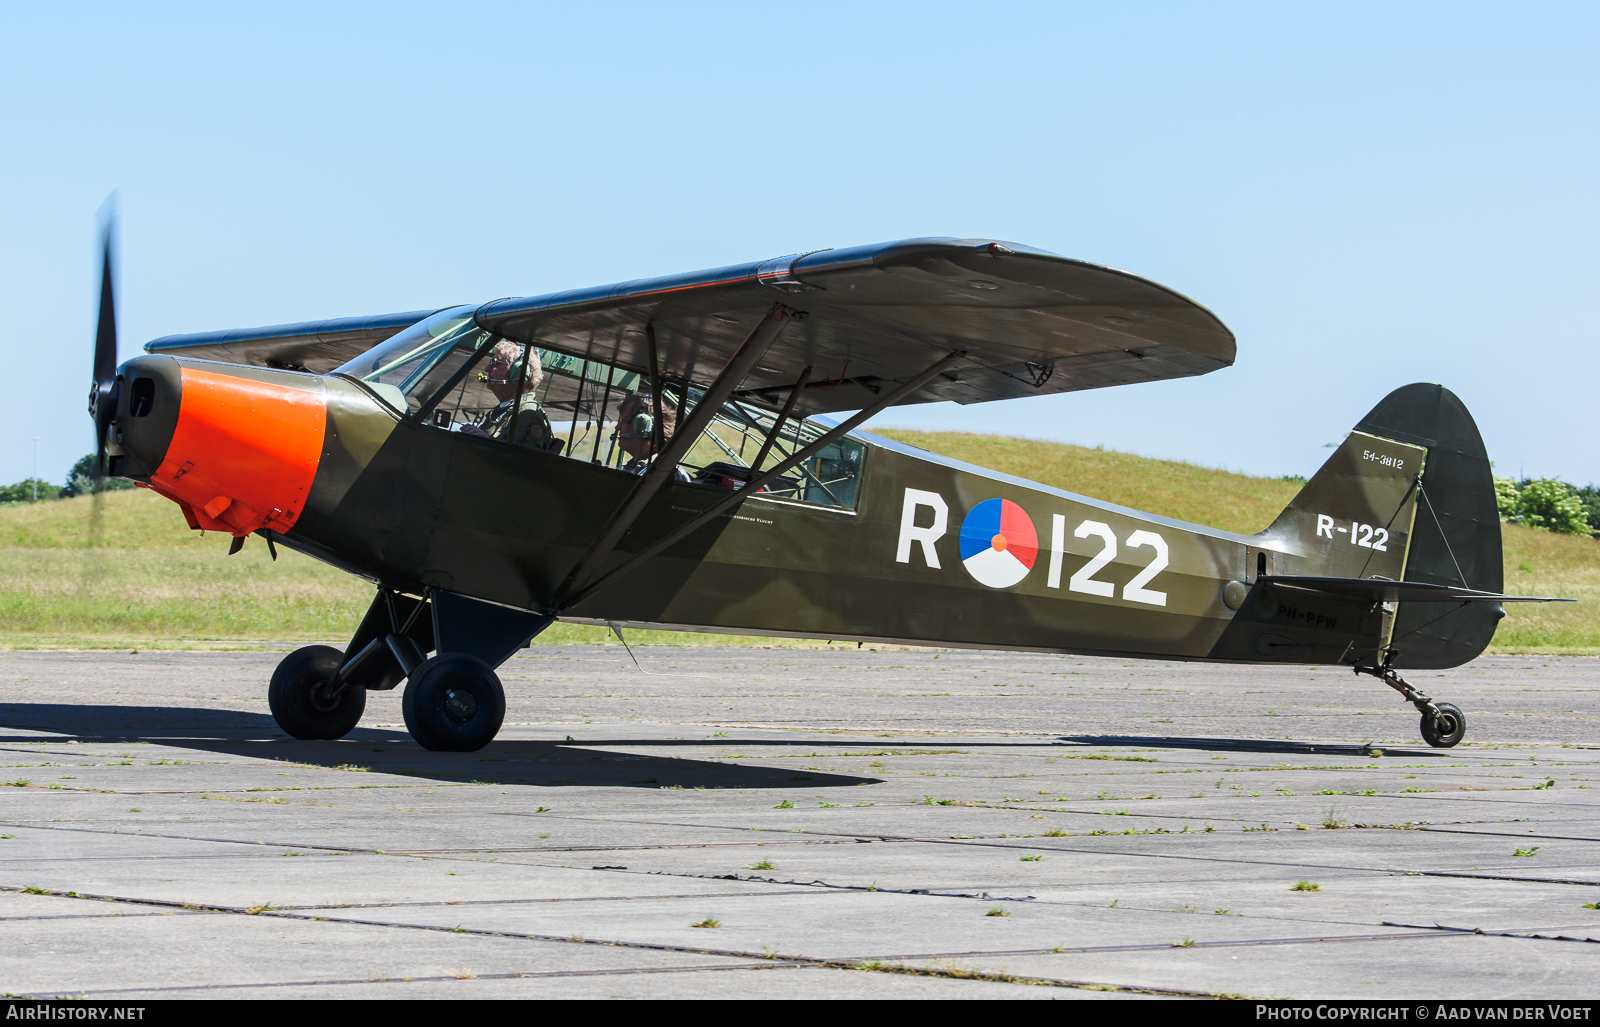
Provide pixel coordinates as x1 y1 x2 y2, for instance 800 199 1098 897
268 645 367 740
402 654 505 752
1420 702 1466 748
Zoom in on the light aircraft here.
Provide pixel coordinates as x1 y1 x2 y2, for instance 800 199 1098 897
88 231 1566 751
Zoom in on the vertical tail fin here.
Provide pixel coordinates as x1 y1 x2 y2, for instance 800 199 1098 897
1259 384 1502 669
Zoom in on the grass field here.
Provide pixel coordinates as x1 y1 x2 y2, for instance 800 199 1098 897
0 430 1592 652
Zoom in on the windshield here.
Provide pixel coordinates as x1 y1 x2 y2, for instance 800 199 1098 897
333 306 491 414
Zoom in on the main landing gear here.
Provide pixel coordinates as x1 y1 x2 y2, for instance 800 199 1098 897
268 645 366 740
1354 658 1467 748
267 588 552 752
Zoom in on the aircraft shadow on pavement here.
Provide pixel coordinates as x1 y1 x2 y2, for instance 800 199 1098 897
0 703 882 790
1061 734 1448 758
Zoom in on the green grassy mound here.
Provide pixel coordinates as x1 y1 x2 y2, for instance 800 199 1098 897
0 432 1591 652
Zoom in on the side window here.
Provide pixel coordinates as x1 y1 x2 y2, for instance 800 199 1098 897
349 324 865 507
534 350 643 464
422 340 564 452
416 341 644 463
677 397 864 510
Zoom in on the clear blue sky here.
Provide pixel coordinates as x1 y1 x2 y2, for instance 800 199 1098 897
2 1 1595 490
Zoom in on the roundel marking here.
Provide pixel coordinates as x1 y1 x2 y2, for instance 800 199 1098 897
958 498 1038 589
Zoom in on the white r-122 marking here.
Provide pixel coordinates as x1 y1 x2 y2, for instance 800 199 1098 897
1054 519 1168 606
1123 531 1169 606
1069 521 1117 597
1349 521 1389 551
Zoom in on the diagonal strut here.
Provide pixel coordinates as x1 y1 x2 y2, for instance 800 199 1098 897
558 349 966 612
552 303 801 607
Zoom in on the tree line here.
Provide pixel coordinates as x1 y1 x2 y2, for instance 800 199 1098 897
0 455 135 504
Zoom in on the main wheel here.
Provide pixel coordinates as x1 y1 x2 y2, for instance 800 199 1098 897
402 654 505 752
268 645 367 740
1420 702 1466 748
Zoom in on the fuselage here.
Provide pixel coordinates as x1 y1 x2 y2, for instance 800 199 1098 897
109 353 1417 665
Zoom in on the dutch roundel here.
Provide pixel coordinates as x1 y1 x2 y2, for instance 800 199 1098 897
958 498 1039 589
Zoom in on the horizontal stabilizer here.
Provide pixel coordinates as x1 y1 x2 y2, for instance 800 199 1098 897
1261 575 1573 604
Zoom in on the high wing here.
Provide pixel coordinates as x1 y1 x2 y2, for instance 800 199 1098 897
478 238 1234 416
143 237 1234 415
145 309 444 373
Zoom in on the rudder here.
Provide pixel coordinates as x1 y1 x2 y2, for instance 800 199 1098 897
1354 384 1503 668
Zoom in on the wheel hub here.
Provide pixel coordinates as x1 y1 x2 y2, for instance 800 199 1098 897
308 679 343 713
444 687 478 723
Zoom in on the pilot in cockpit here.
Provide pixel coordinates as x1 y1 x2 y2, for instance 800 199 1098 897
613 392 690 482
462 340 554 450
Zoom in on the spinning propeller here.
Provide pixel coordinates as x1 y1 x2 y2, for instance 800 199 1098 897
87 214 119 487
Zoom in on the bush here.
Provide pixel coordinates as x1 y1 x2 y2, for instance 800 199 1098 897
59 454 135 498
1574 484 1600 534
1496 478 1592 536
1495 478 1521 521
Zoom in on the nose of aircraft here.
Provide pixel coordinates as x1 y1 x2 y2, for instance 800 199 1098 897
109 355 327 536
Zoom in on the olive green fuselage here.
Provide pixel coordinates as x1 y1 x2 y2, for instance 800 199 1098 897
279 374 1418 667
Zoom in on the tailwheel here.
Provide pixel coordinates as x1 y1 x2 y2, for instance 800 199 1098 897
1354 660 1468 749
268 645 367 740
402 654 505 752
1421 702 1467 748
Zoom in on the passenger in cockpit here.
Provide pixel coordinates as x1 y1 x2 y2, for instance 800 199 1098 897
614 393 690 482
464 341 554 450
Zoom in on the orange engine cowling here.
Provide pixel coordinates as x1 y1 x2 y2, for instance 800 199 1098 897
140 365 327 537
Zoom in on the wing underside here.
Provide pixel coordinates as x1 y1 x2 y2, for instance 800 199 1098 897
145 309 443 373
143 238 1235 416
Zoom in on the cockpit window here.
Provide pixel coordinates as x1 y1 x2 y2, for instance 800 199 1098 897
333 306 491 414
337 319 863 509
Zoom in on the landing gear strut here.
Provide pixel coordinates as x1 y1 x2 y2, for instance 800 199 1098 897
265 588 551 751
1355 657 1467 748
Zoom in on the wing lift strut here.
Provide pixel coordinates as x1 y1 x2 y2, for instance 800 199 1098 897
552 305 965 614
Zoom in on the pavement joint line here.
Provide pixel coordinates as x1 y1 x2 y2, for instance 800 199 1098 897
0 882 1467 981
532 813 1555 878
15 959 1228 1001
0 820 371 855
1412 870 1600 886
854 929 1470 962
205 890 824 911
1055 736 1536 758
381 842 846 854
0 853 356 863
0 911 211 921
16 961 818 999
1417 827 1600 843
1381 920 1600 941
